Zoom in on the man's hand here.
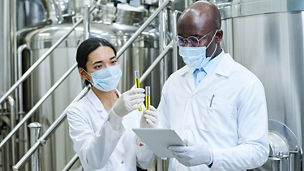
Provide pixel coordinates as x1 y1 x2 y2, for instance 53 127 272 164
140 106 158 128
168 142 212 167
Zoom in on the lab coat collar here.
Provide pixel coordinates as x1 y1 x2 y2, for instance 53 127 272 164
87 89 121 112
214 52 234 77
179 51 234 78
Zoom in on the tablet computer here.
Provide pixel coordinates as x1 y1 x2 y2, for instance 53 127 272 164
132 128 185 158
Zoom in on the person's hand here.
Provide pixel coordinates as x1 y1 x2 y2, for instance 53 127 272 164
168 141 212 167
140 106 158 128
112 88 145 118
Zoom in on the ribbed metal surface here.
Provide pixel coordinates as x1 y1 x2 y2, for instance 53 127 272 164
214 0 304 19
0 0 10 96
218 1 304 169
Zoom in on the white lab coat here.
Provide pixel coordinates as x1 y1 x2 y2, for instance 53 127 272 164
158 52 269 171
67 89 154 171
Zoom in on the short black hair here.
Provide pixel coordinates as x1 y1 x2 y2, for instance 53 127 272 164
76 37 117 85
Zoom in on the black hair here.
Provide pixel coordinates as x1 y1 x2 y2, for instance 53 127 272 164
76 37 117 85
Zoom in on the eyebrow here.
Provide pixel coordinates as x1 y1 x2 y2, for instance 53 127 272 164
93 60 102 65
110 56 117 60
92 56 117 65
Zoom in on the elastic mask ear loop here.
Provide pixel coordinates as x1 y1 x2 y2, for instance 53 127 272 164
83 69 93 85
209 43 218 59
206 30 219 59
206 30 218 49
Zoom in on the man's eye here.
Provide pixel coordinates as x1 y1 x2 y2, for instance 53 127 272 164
111 60 118 64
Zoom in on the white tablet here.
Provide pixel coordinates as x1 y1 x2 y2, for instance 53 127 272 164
132 128 185 158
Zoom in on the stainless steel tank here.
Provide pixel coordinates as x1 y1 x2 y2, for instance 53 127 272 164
0 0 12 97
21 3 160 170
215 0 304 170
1 0 17 170
23 24 84 171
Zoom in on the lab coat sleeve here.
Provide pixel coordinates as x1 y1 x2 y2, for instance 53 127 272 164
67 107 124 169
157 84 170 128
211 80 269 170
135 140 155 169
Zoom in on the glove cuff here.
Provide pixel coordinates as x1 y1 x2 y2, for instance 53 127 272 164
108 110 123 131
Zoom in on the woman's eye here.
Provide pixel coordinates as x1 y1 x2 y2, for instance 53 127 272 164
111 60 118 64
95 65 103 69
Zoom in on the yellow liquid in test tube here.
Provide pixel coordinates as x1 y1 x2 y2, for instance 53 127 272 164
145 86 151 110
145 86 151 124
134 71 142 111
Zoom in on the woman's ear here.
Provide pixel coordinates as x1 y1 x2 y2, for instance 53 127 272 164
78 68 90 81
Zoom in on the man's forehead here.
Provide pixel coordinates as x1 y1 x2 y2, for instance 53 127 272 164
177 13 212 37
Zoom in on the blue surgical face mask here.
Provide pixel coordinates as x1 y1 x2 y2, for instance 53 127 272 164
85 65 122 92
179 30 218 69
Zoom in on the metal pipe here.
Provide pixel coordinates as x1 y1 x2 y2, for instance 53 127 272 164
171 11 178 72
3 0 11 95
28 122 42 171
12 86 90 170
0 18 83 105
159 0 168 88
16 44 31 171
11 0 17 126
62 154 79 171
7 96 16 165
83 6 90 39
1 129 10 171
289 153 294 171
0 63 78 149
132 40 173 88
11 0 17 88
116 0 171 58
17 44 31 115
51 0 64 24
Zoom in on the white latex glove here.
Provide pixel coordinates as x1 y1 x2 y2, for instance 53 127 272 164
140 105 158 128
112 88 145 118
168 141 212 167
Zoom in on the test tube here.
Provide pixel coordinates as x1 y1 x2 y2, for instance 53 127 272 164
145 86 151 124
145 86 151 110
134 71 142 111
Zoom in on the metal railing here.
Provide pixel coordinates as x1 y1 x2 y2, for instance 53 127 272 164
0 19 82 105
0 5 97 105
62 154 79 171
0 63 78 149
7 96 16 165
12 86 90 171
10 0 175 169
0 5 97 150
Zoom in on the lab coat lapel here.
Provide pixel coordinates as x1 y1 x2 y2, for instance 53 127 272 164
179 66 196 93
193 53 234 94
87 89 106 113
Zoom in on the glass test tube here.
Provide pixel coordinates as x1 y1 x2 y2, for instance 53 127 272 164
145 86 151 110
145 86 151 124
134 71 142 111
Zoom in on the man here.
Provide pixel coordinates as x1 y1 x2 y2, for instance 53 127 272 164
158 1 269 170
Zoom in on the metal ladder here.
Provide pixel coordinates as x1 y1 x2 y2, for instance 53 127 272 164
0 0 177 170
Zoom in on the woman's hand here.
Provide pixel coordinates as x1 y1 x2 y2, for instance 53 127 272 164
112 88 145 118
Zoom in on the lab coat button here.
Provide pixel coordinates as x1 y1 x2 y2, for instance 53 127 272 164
121 161 124 164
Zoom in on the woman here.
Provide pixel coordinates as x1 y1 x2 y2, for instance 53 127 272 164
67 38 157 171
